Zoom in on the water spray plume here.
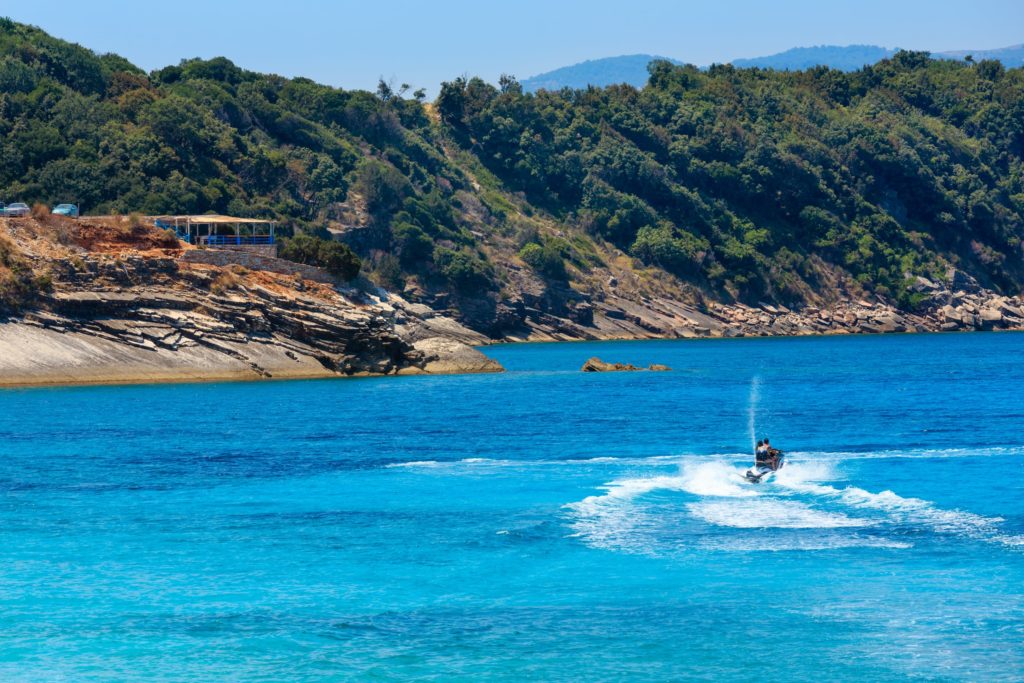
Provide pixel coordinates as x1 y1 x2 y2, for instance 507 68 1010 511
747 376 761 450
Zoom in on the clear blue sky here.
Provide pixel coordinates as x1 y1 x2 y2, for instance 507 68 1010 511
8 0 1024 94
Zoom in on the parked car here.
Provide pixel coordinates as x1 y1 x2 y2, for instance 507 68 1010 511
4 202 30 217
52 203 79 218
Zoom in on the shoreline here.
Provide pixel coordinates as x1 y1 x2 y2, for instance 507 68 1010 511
0 365 478 391
0 357 498 390
0 322 501 391
2 325 1018 391
482 325 1024 346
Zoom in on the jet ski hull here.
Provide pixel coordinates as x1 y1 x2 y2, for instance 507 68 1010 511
745 456 784 484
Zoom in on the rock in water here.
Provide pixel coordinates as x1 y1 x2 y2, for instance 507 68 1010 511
648 364 672 371
581 357 640 372
410 337 504 375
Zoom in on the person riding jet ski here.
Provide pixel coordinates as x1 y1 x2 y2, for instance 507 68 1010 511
754 439 767 464
746 436 784 483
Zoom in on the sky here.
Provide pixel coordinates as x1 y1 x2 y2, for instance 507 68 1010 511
7 0 1024 94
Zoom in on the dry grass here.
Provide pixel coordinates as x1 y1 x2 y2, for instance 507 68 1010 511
110 213 145 237
0 233 43 312
210 270 242 295
50 219 73 246
110 214 130 237
31 203 50 221
159 229 181 248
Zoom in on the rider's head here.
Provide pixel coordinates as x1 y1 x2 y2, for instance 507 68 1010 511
756 440 763 447
763 437 770 445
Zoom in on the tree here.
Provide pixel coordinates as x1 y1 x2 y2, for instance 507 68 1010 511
498 73 522 95
392 221 433 266
279 234 362 281
630 223 706 277
353 159 410 217
518 240 567 279
433 247 494 292
436 77 467 125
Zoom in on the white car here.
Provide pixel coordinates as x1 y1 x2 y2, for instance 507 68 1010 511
4 202 30 217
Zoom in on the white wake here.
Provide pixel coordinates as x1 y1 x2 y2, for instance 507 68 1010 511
564 458 1023 554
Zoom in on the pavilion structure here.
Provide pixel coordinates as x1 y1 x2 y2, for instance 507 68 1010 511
154 215 276 247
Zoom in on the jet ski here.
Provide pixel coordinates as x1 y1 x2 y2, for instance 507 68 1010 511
745 451 784 484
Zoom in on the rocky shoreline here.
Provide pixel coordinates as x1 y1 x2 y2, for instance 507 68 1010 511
0 217 503 387
1 216 1021 389
507 269 1024 341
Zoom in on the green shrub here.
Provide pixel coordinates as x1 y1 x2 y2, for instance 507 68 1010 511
433 246 493 292
630 223 706 277
518 241 567 279
374 253 404 289
392 221 433 267
353 159 410 217
279 234 362 281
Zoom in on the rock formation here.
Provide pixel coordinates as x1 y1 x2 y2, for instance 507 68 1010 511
581 357 672 372
410 337 504 375
0 217 504 386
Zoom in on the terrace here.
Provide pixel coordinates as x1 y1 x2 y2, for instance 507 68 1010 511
154 215 277 253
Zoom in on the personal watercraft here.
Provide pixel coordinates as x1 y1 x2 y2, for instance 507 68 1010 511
745 451 784 484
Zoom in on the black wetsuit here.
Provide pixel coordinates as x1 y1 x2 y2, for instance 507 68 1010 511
755 448 769 467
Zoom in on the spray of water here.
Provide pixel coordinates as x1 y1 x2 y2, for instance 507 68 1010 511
747 376 761 451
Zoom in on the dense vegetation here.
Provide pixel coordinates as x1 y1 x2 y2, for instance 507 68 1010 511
278 234 361 281
438 55 1024 305
1 18 1023 319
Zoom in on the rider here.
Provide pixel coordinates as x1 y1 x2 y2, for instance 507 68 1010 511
754 439 767 467
763 437 781 471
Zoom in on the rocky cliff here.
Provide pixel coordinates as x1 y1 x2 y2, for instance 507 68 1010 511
480 265 1024 342
0 216 502 387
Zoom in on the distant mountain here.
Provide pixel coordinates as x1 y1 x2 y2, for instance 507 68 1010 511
935 44 1024 68
731 45 895 71
522 43 1024 91
520 54 682 92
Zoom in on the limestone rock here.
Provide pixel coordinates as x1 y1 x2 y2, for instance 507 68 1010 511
997 300 1022 318
411 337 504 375
581 357 640 372
947 267 982 294
979 308 1003 329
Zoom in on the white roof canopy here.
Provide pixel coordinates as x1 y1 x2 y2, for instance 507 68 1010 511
157 215 275 226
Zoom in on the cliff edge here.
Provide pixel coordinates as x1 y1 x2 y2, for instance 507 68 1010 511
0 216 503 387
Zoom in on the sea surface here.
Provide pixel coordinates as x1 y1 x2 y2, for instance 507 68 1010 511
1 333 1022 681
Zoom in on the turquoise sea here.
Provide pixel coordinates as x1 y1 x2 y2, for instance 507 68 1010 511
1 333 1022 681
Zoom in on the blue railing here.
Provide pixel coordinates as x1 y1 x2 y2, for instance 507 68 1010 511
155 219 192 242
203 235 276 246
152 219 274 246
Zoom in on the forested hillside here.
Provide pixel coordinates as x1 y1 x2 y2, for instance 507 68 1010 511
2 19 1023 335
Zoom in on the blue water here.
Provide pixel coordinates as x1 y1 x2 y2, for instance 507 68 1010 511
1 333 1023 681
